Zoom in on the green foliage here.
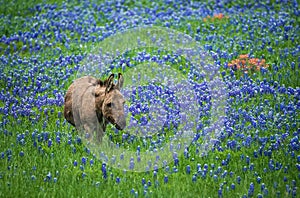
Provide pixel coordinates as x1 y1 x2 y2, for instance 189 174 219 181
0 0 299 197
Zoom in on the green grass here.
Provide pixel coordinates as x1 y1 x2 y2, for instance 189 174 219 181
0 118 297 197
0 0 299 197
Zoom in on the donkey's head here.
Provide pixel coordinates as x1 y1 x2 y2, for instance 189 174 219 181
95 73 126 130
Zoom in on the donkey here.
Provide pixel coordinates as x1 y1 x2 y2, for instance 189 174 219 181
64 73 126 143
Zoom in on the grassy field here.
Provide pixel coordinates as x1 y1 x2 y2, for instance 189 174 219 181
0 0 299 197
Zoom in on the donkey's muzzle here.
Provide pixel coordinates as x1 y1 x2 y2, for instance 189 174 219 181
115 116 126 130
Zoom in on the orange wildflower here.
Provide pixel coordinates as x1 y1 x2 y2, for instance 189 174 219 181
228 54 269 73
214 13 224 19
239 54 249 59
203 13 229 22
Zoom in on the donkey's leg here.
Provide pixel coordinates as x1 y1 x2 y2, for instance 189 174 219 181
82 123 95 142
83 123 104 144
80 83 105 144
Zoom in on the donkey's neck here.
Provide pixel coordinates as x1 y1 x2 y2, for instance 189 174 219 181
96 111 108 131
95 86 108 132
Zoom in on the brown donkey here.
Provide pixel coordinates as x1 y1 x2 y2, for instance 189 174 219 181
64 73 126 142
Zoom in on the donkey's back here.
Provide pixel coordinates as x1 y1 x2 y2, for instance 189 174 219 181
64 76 100 127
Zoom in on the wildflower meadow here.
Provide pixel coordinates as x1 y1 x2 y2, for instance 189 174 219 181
0 0 299 197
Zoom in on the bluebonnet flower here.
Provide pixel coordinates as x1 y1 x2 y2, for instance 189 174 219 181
48 139 52 148
45 172 51 182
237 176 241 185
129 159 134 170
218 188 222 197
19 151 24 157
292 180 296 187
286 184 291 194
82 172 86 179
90 159 94 166
102 163 107 179
31 175 36 181
263 188 269 196
186 165 191 174
67 139 72 145
257 194 263 198
221 170 227 178
250 163 254 171
164 175 168 184
231 183 235 190
246 156 250 164
165 166 170 172
174 158 179 166
248 182 254 197
257 176 261 184
173 166 178 173
213 175 218 182
192 174 197 182
81 157 86 165
211 164 215 169
80 165 84 171
0 1 299 197
130 188 135 194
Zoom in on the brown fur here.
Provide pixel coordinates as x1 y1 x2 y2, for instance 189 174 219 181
64 73 126 142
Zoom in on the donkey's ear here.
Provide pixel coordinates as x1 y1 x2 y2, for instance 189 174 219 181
115 73 124 90
105 74 115 94
97 79 104 86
